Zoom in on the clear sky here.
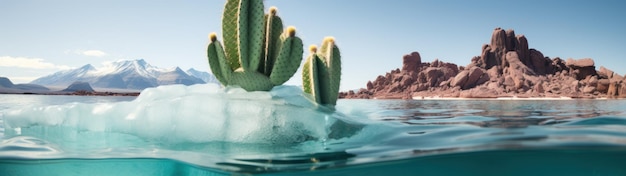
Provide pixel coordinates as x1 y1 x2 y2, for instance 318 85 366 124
1 0 625 91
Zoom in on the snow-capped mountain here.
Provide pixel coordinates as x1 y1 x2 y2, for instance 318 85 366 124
31 59 218 90
30 64 96 86
186 68 219 84
157 67 205 86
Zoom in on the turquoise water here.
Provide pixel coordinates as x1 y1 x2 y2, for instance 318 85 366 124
2 93 626 175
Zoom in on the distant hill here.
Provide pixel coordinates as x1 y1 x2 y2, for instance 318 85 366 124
0 77 13 88
62 81 95 92
0 77 49 93
31 59 219 90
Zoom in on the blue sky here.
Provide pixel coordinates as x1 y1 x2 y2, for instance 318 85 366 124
1 0 625 91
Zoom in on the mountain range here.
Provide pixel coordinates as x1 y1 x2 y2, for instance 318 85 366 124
30 59 219 90
0 77 50 93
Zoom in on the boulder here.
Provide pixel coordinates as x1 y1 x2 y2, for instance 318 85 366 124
583 86 596 94
366 81 374 90
486 67 501 81
461 67 487 90
400 75 415 88
551 57 568 73
514 76 526 90
402 52 421 73
598 66 615 79
534 81 545 93
596 79 610 93
431 59 441 67
452 70 469 89
440 62 460 77
424 67 445 87
566 58 597 80
566 58 595 68
374 75 387 88
503 75 515 87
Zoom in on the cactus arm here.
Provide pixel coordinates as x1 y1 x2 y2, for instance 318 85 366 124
320 37 341 105
261 7 284 75
240 0 265 71
245 0 265 72
222 0 265 71
221 0 241 70
302 45 321 103
316 54 332 105
269 27 303 85
207 33 232 85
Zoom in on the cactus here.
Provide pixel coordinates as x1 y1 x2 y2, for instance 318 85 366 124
302 37 342 106
207 0 342 106
207 0 303 91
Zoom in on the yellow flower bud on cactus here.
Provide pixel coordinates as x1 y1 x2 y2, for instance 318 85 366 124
209 33 218 42
269 6 278 15
286 26 296 37
309 45 318 53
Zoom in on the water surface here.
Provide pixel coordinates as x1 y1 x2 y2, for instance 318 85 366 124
1 94 626 175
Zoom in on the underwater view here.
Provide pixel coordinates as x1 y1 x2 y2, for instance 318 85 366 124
1 84 626 175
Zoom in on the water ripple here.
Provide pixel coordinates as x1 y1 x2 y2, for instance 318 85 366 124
0 136 62 158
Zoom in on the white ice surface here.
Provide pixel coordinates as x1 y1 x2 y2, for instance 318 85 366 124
2 84 342 144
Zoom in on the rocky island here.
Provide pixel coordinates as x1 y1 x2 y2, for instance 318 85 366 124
342 28 625 99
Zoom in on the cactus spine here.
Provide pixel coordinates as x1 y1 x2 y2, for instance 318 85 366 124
303 37 342 106
207 0 303 91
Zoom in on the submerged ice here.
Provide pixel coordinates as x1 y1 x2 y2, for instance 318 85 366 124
2 84 358 144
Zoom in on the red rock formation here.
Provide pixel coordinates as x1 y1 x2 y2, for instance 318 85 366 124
599 66 615 79
341 28 624 99
529 49 553 75
402 52 421 73
566 58 597 80
516 35 530 67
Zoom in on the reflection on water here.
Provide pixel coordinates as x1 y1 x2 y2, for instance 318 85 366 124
377 100 623 128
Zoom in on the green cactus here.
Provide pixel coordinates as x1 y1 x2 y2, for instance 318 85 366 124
207 0 342 106
207 0 303 91
303 37 342 106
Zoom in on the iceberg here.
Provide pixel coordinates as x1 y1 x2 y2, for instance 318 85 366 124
2 84 362 145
